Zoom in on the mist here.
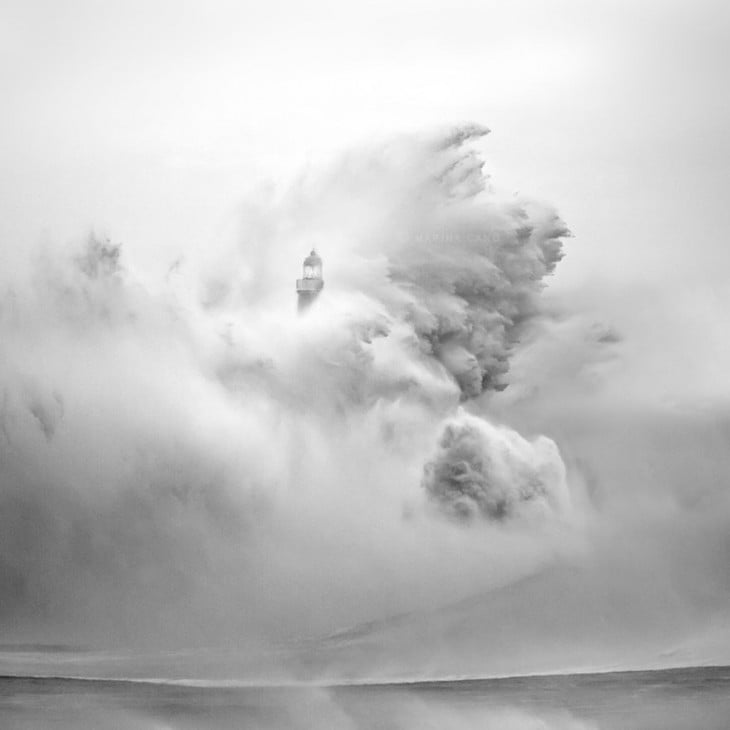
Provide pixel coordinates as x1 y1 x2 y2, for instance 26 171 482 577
2 0 730 685
0 126 586 660
2 118 730 682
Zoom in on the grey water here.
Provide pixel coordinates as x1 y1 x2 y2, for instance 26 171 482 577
1 665 730 729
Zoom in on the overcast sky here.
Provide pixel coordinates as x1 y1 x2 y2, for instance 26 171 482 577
3 0 729 414
3 0 729 288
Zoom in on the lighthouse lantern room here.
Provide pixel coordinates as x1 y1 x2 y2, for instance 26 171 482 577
296 249 324 313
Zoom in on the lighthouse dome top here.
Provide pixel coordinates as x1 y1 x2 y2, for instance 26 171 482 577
303 249 322 267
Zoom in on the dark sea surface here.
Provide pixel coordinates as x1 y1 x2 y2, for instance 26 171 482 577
1 665 729 729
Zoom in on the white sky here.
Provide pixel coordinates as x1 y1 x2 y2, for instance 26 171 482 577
2 0 729 299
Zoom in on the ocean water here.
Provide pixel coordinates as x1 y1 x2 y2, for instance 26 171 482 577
1 665 729 729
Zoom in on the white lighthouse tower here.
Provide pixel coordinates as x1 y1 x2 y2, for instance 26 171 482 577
296 249 324 313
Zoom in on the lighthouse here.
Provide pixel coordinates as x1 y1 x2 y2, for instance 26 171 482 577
296 249 324 313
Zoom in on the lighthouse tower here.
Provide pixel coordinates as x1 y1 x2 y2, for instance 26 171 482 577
296 249 324 313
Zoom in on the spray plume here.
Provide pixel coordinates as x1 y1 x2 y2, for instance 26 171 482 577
0 125 575 654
